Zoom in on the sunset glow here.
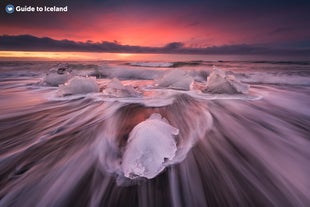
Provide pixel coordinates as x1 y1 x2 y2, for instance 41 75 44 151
0 51 142 61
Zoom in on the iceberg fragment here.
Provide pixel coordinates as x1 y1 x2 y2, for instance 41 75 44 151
57 76 99 96
121 113 179 179
103 78 140 97
44 65 72 86
204 68 249 94
156 69 193 90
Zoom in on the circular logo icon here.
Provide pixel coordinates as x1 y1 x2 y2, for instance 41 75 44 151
5 4 15 14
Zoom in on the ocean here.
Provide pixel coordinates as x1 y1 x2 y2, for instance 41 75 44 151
0 54 309 206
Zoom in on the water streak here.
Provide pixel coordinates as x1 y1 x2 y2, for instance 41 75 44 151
0 61 309 207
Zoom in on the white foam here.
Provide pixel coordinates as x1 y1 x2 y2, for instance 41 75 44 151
239 72 310 85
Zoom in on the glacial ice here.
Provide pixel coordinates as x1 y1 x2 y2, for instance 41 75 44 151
121 113 179 179
205 68 249 94
156 69 194 90
103 78 140 97
44 65 72 86
57 77 99 96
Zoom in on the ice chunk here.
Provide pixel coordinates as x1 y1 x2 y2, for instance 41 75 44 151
44 65 72 86
204 68 249 94
156 69 193 90
122 113 179 179
57 77 99 96
103 78 139 97
107 78 125 90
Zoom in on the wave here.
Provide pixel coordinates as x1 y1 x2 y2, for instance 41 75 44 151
128 62 175 67
239 72 310 85
250 60 310 65
0 89 309 206
128 61 202 68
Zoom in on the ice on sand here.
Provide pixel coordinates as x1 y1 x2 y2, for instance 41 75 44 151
44 65 72 86
103 78 139 97
156 69 193 90
204 68 249 94
122 113 179 179
58 76 99 96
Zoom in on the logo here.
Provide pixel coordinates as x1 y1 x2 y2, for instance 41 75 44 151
5 4 15 14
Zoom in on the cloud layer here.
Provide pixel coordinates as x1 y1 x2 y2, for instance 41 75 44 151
1 35 309 55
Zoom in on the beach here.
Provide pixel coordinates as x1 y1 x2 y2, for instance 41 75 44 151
0 56 309 206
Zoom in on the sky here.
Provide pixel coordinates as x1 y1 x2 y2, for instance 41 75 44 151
0 0 310 54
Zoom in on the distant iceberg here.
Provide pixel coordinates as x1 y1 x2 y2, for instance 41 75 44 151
204 68 249 94
57 76 99 96
121 113 179 179
156 69 194 90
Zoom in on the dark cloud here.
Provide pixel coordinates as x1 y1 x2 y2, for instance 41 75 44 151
1 35 309 55
0 35 142 52
270 27 295 35
164 42 184 50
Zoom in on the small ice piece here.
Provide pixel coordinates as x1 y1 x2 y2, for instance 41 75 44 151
122 113 179 179
156 69 193 90
204 68 249 94
58 76 99 96
44 65 72 86
103 78 139 97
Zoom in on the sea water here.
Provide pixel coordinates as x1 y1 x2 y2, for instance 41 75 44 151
0 54 309 206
